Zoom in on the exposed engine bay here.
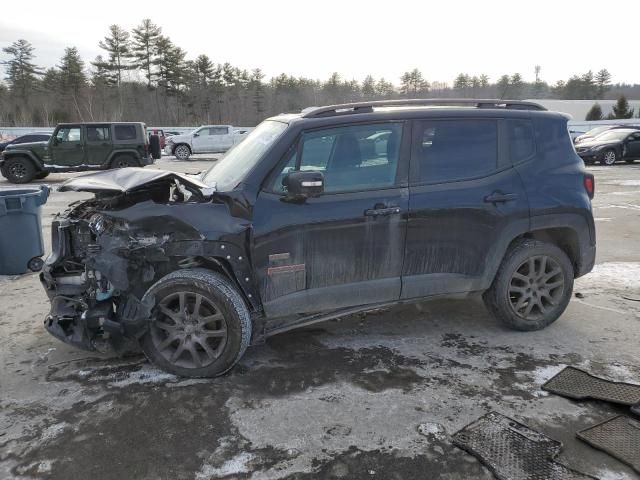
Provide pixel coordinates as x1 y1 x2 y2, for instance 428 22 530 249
40 168 256 353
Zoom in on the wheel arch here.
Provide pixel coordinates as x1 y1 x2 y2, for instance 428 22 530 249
107 150 141 167
2 151 44 172
172 143 192 155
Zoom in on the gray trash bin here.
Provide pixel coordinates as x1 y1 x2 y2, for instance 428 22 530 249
0 185 50 275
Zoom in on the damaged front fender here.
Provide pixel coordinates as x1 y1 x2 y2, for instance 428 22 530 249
41 169 258 353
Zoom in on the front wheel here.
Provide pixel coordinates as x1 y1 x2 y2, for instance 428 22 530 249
601 149 618 166
483 239 574 331
140 269 252 377
2 157 36 183
173 144 191 160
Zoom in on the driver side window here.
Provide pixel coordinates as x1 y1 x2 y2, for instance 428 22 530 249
271 123 402 194
55 127 81 143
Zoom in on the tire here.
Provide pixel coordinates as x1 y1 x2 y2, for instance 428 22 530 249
149 135 162 160
173 144 191 160
601 149 617 166
2 157 36 183
110 155 139 169
35 171 50 179
140 269 252 377
483 239 574 331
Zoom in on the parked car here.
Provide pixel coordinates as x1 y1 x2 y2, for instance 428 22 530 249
164 125 252 160
575 128 640 165
0 133 51 153
147 128 166 149
574 125 640 144
0 122 160 183
40 99 595 377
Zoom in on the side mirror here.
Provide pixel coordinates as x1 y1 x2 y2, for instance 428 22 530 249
283 171 324 200
52 137 59 146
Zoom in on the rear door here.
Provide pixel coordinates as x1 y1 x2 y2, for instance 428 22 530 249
402 117 530 298
210 126 232 151
51 125 85 166
85 125 112 165
252 121 409 318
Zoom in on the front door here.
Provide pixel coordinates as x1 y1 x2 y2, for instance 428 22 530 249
85 125 112 165
625 132 640 159
51 125 84 166
402 117 530 298
252 122 409 318
191 127 215 153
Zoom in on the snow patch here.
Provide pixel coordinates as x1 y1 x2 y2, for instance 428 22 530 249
603 179 640 187
531 364 567 386
576 262 640 291
417 422 446 440
595 469 636 480
594 217 611 222
196 452 255 479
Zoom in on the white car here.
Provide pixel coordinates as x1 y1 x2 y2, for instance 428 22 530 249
164 125 253 160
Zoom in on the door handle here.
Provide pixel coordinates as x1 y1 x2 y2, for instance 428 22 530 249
365 203 401 217
484 192 518 203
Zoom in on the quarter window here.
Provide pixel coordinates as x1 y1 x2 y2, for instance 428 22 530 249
413 119 498 183
114 125 137 141
273 123 402 193
507 119 535 163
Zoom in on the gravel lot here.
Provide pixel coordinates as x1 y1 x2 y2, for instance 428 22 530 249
1 159 640 479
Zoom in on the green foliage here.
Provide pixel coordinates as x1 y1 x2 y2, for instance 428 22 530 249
585 103 603 121
131 19 162 88
96 25 133 86
1 39 42 98
609 95 635 119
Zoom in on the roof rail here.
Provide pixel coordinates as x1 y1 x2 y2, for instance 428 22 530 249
301 98 547 118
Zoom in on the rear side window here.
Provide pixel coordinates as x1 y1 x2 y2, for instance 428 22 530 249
114 125 137 141
86 126 110 142
413 119 498 184
507 119 535 163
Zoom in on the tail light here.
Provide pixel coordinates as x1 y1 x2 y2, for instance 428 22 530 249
584 174 594 199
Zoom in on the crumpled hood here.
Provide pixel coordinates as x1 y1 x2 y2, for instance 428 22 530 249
58 167 212 193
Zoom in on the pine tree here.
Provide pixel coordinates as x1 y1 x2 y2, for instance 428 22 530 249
250 68 265 123
400 72 412 96
362 75 376 97
610 95 634 119
58 47 87 96
479 74 490 88
510 73 524 99
375 78 394 97
585 103 603 121
131 19 162 88
408 68 428 94
497 75 510 98
96 25 133 86
453 73 471 90
595 69 612 98
1 39 43 99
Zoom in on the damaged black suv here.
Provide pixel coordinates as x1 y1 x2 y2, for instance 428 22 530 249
41 99 596 377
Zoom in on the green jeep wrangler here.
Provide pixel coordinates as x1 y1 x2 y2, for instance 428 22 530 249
0 122 161 184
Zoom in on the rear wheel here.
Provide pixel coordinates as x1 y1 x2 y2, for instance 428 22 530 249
111 155 138 169
483 239 574 331
140 269 251 377
173 144 191 160
601 149 618 166
2 157 36 183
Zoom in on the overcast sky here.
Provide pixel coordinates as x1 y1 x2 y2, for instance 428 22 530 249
1 0 638 86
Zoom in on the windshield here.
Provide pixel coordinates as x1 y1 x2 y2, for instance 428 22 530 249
593 130 631 142
202 120 288 190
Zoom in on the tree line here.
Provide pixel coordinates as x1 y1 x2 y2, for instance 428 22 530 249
2 20 640 127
